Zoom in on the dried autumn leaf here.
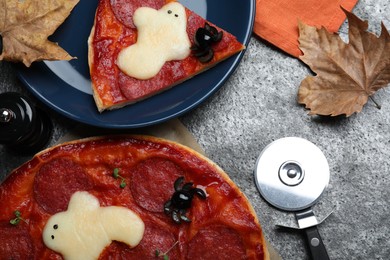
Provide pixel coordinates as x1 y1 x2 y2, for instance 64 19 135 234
0 0 79 67
298 8 390 116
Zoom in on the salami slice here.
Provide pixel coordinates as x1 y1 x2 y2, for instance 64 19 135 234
186 225 247 259
118 61 188 101
99 220 179 259
33 158 93 214
130 157 183 212
0 222 34 258
110 0 165 28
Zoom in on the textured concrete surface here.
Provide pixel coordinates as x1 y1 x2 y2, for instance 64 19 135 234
182 1 390 259
0 0 389 259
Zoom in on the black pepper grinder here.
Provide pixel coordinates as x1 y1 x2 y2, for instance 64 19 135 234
0 92 52 154
0 34 3 55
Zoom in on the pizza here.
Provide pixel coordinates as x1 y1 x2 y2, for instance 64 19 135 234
88 0 245 112
0 135 269 259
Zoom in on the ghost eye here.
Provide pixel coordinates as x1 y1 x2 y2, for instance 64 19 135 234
167 10 172 14
175 14 178 17
51 235 55 240
53 224 58 230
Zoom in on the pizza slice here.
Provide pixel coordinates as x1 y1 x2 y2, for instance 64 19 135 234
88 0 245 112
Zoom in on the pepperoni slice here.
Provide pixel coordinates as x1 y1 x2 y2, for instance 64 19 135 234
186 225 247 259
33 158 93 214
130 157 183 212
0 222 34 258
118 61 187 101
110 0 165 28
99 220 179 259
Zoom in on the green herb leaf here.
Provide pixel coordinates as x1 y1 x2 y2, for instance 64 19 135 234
112 168 120 179
10 218 20 225
155 249 160 257
14 210 21 217
120 181 126 189
163 255 169 260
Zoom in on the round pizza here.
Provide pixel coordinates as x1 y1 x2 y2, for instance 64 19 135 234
88 0 245 112
0 135 269 259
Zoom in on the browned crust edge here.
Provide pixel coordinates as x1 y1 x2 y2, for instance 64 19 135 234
87 14 107 113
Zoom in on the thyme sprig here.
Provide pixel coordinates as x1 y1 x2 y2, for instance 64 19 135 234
155 241 179 259
112 168 126 188
9 210 27 225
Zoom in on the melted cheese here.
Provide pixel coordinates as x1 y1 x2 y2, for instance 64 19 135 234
117 2 191 80
42 191 144 260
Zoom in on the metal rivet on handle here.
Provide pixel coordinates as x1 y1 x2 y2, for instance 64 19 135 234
311 238 320 247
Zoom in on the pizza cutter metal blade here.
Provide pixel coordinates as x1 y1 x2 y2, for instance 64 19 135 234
254 137 331 260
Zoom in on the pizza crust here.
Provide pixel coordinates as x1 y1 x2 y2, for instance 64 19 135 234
87 19 106 112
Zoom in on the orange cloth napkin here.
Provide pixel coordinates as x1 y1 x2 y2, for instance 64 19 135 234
254 0 358 57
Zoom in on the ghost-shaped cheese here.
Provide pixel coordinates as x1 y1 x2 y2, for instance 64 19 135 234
42 191 144 260
117 2 191 80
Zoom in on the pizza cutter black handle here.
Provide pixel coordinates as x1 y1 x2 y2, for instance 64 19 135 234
304 226 330 260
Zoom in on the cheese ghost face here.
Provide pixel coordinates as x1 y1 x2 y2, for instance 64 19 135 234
117 2 191 80
42 191 145 260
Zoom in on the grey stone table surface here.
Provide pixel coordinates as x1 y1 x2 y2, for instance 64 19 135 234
0 0 389 259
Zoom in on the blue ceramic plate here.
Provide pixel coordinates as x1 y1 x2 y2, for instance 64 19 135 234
17 0 255 129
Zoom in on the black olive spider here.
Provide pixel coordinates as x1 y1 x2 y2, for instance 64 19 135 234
191 23 223 63
164 176 207 224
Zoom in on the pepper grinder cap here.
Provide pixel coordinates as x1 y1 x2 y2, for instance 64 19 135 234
0 92 36 145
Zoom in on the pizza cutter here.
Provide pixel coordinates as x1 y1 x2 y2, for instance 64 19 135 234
254 137 331 260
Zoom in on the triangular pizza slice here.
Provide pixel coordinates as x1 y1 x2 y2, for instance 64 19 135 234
88 0 245 112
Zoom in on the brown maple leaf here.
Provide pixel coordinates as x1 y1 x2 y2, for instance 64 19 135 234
0 0 79 67
297 8 390 117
